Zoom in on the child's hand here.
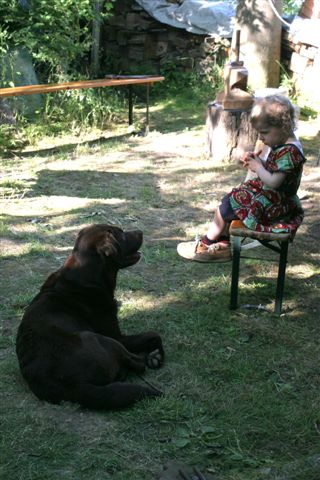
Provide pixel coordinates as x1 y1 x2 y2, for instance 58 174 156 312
247 150 263 172
241 150 262 172
240 151 254 168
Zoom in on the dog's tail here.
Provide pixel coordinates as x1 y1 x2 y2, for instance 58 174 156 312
68 381 163 410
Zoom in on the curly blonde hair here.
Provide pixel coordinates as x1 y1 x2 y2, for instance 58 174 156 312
250 94 297 134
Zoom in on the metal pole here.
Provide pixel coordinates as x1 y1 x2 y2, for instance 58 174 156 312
145 84 150 135
274 240 288 314
128 85 133 126
230 236 241 309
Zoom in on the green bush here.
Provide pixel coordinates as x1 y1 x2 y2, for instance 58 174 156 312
0 0 114 82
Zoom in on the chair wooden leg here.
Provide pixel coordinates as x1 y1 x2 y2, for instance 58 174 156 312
230 236 241 310
274 240 289 314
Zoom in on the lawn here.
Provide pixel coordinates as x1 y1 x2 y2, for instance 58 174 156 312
1 95 320 480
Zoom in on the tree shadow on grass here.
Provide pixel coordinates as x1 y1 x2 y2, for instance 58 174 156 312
22 168 159 200
10 133 133 160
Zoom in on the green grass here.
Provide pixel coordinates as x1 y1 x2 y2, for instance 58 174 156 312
0 85 320 480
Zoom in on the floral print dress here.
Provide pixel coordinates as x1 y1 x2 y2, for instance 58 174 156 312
228 143 306 234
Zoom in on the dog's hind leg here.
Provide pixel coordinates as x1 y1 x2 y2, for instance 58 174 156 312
89 331 146 374
72 381 162 410
119 332 164 368
122 351 146 374
119 332 163 355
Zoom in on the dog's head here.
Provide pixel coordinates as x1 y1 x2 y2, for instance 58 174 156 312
39 225 142 293
70 224 143 270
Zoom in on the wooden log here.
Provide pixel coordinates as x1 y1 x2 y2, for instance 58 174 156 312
206 102 258 164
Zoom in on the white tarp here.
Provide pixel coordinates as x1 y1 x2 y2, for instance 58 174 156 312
135 0 236 37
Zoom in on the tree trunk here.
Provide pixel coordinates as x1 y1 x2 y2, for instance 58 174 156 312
91 0 103 77
234 0 283 90
206 103 258 164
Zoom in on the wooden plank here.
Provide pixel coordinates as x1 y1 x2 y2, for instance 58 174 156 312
0 76 165 98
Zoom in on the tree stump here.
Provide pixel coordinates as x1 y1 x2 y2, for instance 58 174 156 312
206 102 258 164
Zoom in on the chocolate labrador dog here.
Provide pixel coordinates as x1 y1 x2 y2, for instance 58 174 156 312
16 224 164 410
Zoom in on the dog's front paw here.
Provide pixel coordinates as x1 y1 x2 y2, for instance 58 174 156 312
146 348 163 369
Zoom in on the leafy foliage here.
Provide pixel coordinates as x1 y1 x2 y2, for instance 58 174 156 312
0 0 114 81
283 0 304 15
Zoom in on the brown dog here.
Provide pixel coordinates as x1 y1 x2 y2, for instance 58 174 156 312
16 224 164 409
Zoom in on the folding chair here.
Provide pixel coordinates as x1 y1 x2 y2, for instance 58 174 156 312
229 218 301 314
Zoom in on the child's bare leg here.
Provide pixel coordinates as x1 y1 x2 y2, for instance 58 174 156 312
206 208 230 241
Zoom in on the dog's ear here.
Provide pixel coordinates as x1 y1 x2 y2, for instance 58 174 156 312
97 231 119 258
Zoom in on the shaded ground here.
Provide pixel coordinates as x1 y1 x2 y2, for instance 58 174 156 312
0 110 320 480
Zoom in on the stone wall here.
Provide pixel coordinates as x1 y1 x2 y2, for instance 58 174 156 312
102 1 320 109
101 0 229 75
281 0 320 107
282 29 320 105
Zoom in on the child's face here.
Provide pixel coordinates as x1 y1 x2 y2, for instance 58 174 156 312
254 122 288 148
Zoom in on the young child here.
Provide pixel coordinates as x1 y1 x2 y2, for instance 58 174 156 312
177 94 306 263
